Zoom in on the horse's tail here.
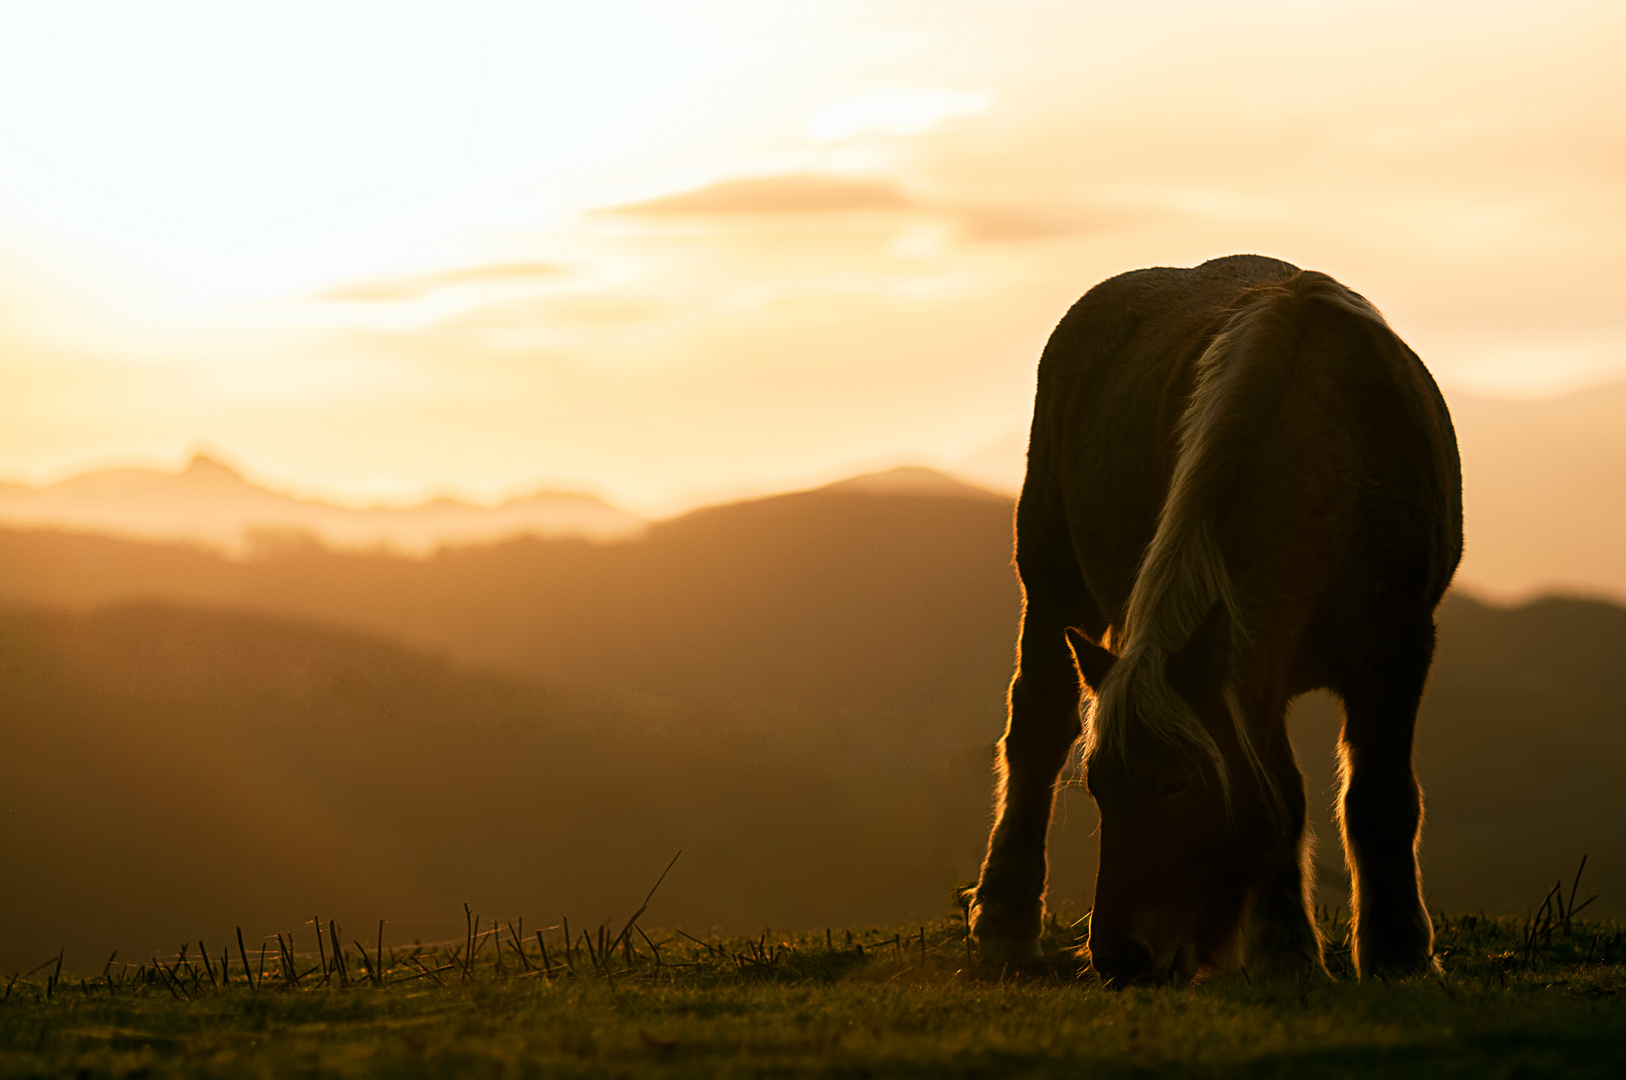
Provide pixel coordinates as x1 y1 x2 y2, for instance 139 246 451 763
1088 272 1390 802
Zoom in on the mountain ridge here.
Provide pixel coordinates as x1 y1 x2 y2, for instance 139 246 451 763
6 371 1626 599
0 455 1018 559
0 452 646 555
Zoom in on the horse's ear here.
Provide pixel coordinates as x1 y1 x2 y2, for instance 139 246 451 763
1065 627 1117 693
1167 600 1230 708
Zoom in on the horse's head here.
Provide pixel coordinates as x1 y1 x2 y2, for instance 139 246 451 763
1068 604 1273 986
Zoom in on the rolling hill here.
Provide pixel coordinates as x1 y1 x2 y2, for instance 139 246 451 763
0 475 1021 711
3 478 1624 969
0 601 1002 971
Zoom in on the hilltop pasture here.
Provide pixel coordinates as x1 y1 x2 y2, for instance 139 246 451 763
3 910 1624 1078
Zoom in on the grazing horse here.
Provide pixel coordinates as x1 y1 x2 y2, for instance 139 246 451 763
968 255 1462 984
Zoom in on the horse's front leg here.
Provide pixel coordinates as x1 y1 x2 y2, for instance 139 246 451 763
969 605 1082 964
1241 742 1328 982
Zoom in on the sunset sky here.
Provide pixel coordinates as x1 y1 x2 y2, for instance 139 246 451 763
1 0 1623 511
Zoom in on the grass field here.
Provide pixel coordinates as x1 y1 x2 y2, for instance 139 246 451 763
4 897 1624 1079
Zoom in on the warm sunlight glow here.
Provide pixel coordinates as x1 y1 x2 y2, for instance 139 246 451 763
1 0 1623 584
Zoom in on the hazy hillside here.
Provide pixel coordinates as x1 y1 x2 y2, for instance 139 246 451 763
4 482 1624 970
4 591 1623 972
0 479 1021 711
0 602 1007 971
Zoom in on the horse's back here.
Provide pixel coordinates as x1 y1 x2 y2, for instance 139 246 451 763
1025 255 1304 621
1035 255 1300 419
1025 256 1462 680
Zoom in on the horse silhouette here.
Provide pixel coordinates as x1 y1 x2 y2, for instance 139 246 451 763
969 255 1462 983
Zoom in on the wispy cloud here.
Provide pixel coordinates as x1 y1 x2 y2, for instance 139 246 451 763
956 206 1104 242
606 175 911 215
806 87 994 142
320 262 564 303
603 171 1117 244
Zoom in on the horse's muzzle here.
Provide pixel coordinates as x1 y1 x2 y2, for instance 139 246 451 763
1088 936 1158 987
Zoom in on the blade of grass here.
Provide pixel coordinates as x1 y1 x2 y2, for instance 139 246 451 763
313 916 329 984
198 941 218 987
45 949 64 1001
352 940 380 985
508 920 532 972
463 905 475 979
329 920 349 988
636 925 663 972
609 851 683 958
1564 856 1588 934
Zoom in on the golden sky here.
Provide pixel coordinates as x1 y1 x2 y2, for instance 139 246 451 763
1 0 1622 511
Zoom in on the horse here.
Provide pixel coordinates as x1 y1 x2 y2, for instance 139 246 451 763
967 255 1462 984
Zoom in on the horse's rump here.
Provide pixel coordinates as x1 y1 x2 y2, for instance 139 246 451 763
1030 255 1462 791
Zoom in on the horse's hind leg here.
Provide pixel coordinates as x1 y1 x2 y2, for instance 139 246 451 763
969 487 1094 964
1335 620 1438 979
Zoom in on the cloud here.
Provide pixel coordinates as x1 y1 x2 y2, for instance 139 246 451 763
807 88 994 143
606 174 912 215
600 170 1127 243
957 207 1103 242
320 262 564 303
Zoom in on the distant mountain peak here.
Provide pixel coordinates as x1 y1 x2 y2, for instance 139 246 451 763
820 466 1007 501
185 451 235 472
179 452 254 487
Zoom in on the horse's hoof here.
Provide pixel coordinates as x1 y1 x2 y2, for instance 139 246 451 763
1360 953 1441 981
975 935 1043 965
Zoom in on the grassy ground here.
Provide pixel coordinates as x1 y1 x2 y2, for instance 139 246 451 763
3 907 1624 1078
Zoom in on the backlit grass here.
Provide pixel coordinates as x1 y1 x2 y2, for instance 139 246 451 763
4 903 1624 1078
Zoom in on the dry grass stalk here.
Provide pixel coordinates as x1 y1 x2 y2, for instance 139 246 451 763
198 941 218 987
45 948 64 1001
636 925 663 973
313 916 330 982
328 921 349 988
236 928 255 992
351 938 379 985
507 921 532 972
462 905 476 980
535 929 553 974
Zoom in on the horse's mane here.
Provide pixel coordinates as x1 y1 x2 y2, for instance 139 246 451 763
1083 271 1391 802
